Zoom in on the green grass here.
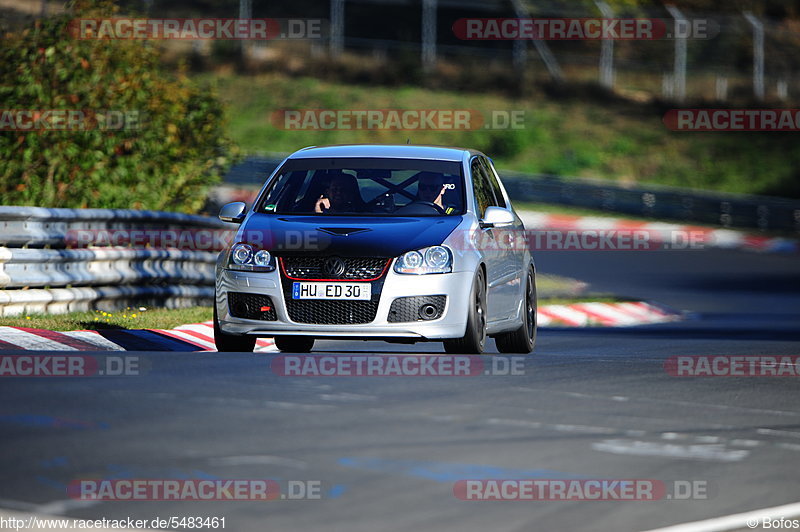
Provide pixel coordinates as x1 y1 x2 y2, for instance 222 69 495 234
197 72 800 199
536 273 588 299
1 307 213 332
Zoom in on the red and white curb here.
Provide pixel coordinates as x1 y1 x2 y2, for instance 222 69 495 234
520 211 800 254
152 321 276 352
538 301 681 327
0 303 680 350
0 321 275 352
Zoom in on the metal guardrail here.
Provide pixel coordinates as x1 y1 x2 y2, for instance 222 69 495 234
500 173 800 233
0 285 214 317
0 206 230 317
0 206 225 248
0 248 216 289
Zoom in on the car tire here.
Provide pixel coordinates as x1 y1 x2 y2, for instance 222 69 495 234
495 267 536 354
443 268 487 354
213 306 257 352
274 336 315 353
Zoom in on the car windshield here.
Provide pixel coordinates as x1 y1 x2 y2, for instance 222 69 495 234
256 157 465 216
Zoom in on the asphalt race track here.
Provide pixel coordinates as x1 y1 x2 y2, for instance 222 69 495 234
1 247 799 531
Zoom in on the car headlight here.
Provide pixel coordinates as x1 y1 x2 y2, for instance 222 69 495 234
227 243 275 272
394 245 452 274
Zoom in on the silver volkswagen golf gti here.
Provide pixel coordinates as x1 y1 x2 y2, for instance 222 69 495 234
214 145 536 354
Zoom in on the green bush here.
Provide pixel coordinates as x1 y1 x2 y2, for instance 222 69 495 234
0 0 236 212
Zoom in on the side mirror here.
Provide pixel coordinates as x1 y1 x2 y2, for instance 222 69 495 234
480 206 514 229
218 201 247 224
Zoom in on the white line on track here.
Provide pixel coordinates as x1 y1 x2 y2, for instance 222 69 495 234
512 386 800 418
208 455 308 469
0 498 102 514
591 439 750 462
487 417 617 435
641 500 800 531
757 428 800 438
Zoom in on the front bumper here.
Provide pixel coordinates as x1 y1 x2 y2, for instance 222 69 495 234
215 267 472 340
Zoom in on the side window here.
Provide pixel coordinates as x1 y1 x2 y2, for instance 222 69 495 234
261 170 296 211
481 157 507 209
471 157 497 218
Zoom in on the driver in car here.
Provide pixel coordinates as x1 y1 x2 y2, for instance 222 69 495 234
314 172 365 214
416 172 456 214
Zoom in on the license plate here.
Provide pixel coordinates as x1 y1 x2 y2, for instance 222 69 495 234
292 282 371 300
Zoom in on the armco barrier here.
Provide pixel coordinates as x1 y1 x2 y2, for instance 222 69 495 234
0 206 226 247
0 206 231 317
500 172 800 234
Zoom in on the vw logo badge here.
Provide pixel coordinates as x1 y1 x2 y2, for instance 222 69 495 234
323 257 346 277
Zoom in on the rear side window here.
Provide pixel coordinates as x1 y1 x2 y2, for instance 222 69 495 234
471 157 498 217
481 157 507 209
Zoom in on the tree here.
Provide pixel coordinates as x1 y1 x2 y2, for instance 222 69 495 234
0 0 236 212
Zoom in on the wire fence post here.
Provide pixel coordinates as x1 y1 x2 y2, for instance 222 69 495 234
330 0 345 57
510 0 563 82
743 12 765 102
239 0 252 58
715 75 728 101
777 79 788 101
662 73 674 99
666 5 687 103
421 0 437 72
595 0 615 89
512 40 527 69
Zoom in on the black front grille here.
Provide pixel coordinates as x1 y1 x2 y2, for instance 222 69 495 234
388 295 447 323
285 299 379 325
228 293 277 321
280 255 388 324
281 256 389 280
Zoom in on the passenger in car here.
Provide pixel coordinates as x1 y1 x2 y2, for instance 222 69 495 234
416 172 456 214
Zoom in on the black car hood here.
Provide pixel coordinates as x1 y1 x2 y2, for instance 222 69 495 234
239 214 463 257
